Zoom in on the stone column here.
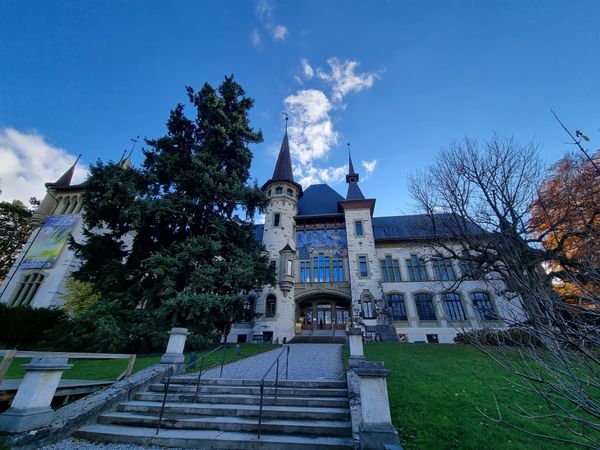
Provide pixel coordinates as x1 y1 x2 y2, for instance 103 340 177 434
347 327 365 368
0 357 72 432
160 327 189 369
354 360 401 450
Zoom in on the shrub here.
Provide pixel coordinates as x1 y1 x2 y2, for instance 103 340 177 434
454 327 543 347
0 303 67 349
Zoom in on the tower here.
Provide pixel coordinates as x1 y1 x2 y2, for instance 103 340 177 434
340 149 395 338
256 128 303 342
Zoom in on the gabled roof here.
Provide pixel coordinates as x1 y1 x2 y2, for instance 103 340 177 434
298 184 344 216
372 214 483 240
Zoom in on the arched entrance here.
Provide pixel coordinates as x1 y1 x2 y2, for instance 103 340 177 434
296 295 351 332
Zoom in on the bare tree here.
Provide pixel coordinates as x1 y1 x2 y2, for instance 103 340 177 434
410 134 600 448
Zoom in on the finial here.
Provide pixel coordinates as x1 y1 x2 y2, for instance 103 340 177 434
75 154 82 164
127 136 139 159
283 112 289 132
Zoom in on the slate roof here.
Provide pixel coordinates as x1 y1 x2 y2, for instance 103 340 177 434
346 182 365 200
271 131 294 182
297 184 344 216
372 214 483 240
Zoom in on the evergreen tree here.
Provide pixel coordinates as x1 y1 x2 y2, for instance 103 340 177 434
68 77 274 352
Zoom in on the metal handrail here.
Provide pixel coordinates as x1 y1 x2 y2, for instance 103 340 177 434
155 344 228 435
257 345 290 439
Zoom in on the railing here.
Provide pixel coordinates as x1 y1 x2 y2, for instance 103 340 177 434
257 345 291 439
0 350 136 384
155 344 228 435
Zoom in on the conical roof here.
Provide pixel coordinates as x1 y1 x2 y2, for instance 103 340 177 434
272 131 294 182
46 156 80 187
346 181 365 200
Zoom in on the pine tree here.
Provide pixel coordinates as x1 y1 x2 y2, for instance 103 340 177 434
69 77 274 352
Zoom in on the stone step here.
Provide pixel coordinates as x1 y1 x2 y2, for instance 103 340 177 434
165 377 347 389
117 400 350 421
148 383 349 398
98 411 352 437
76 424 353 449
134 392 349 408
287 336 347 344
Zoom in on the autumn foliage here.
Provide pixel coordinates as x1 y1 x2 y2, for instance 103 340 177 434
531 149 600 304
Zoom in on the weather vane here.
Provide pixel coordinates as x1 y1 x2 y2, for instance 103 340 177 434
282 112 289 131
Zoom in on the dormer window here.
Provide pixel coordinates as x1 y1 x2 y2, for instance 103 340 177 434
275 186 283 195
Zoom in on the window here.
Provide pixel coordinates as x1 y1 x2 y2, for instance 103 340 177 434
333 259 344 282
243 296 255 322
471 292 496 320
273 213 280 227
286 259 293 276
275 186 283 195
380 256 401 282
287 188 293 197
265 295 276 318
355 220 364 236
267 189 272 197
442 293 466 321
406 255 428 281
432 258 456 281
362 298 374 319
415 293 436 321
300 261 310 283
459 258 478 279
426 334 439 344
387 294 407 320
358 255 369 277
270 260 277 273
9 272 45 307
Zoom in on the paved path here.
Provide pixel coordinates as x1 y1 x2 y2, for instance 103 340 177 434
203 344 344 380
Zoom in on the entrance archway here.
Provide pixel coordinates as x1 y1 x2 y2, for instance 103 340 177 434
296 296 351 332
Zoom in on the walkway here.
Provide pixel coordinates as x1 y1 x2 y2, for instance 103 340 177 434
203 343 344 380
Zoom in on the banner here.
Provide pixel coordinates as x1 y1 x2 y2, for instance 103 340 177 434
22 215 79 269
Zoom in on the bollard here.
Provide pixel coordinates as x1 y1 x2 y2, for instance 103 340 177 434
347 327 365 368
235 344 241 356
0 357 72 432
354 360 400 450
160 327 190 370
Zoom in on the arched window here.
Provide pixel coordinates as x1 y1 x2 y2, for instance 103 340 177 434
265 295 276 318
387 293 407 320
471 292 496 320
414 293 436 321
442 293 466 321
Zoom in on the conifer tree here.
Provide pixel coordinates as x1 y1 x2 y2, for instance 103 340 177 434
68 77 274 352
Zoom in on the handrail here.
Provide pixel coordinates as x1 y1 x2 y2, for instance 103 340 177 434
257 345 290 439
155 344 228 435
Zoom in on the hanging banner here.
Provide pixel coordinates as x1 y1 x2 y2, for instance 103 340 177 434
21 215 79 269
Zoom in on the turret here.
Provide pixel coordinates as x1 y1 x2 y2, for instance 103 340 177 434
278 243 296 296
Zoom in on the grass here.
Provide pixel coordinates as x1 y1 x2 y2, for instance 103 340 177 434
4 343 280 381
362 343 593 450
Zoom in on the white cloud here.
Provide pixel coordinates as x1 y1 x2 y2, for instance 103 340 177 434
317 58 378 102
254 0 288 43
250 29 262 47
362 159 377 174
301 59 314 78
284 89 337 167
273 25 288 40
0 128 87 204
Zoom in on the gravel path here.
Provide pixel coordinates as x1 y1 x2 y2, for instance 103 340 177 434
203 343 344 380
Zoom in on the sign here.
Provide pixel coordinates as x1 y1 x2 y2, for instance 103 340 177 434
22 215 79 269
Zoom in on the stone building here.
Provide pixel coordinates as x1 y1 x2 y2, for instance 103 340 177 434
0 133 522 344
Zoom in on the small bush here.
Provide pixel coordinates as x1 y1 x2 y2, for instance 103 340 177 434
0 303 67 349
454 327 543 347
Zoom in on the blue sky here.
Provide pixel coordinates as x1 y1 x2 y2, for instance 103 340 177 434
1 0 599 216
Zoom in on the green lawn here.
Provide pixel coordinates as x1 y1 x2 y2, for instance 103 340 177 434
4 343 279 381
363 343 592 450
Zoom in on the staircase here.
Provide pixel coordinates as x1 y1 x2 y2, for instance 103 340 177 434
288 329 347 344
75 377 353 449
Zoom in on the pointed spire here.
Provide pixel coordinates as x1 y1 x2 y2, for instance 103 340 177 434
346 143 359 184
46 155 81 187
271 119 294 183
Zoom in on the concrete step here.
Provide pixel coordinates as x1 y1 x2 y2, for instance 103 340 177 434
117 400 350 421
166 377 347 389
148 383 348 398
76 424 353 449
287 336 347 344
98 411 352 437
134 392 349 408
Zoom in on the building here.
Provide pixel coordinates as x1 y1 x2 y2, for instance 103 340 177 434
0 133 522 344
